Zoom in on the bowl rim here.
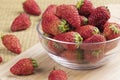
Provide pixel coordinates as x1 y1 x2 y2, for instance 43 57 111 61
36 18 120 45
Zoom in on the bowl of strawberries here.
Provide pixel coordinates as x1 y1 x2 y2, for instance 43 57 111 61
37 0 120 69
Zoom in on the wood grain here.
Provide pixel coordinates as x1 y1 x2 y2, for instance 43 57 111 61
0 42 120 80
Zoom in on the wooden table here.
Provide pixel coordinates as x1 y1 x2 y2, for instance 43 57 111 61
0 41 120 80
0 0 120 64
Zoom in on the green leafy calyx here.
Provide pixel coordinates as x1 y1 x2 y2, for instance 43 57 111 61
109 24 120 34
58 19 70 33
31 59 38 68
76 0 84 9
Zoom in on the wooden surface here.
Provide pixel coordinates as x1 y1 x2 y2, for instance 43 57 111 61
1 3 120 80
0 0 120 64
0 43 120 80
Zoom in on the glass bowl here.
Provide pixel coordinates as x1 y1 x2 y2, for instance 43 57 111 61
36 16 120 69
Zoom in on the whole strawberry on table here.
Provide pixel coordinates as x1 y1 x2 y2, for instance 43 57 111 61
41 0 120 64
10 58 38 75
48 68 67 80
1 34 22 54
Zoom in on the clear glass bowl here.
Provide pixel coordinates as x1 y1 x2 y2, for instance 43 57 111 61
36 16 120 69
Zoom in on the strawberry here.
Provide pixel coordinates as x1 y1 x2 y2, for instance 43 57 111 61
60 50 83 62
81 34 106 50
79 15 88 26
84 49 104 63
23 0 41 16
42 13 70 36
0 56 2 63
48 69 67 80
84 34 106 43
42 5 57 18
75 25 100 40
56 4 81 28
105 39 119 53
11 13 31 32
1 34 21 54
54 31 83 50
88 6 110 29
47 40 65 55
103 22 120 40
76 0 95 17
10 58 38 75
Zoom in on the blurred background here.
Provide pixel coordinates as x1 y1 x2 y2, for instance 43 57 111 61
0 0 120 63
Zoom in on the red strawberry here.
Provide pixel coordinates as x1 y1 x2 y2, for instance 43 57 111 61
75 25 100 40
11 13 31 32
56 4 81 28
0 56 2 63
84 49 104 63
88 6 110 28
60 50 83 62
76 0 95 17
103 22 120 40
47 40 65 55
49 69 67 80
23 0 41 16
81 34 106 50
42 13 70 36
10 58 38 75
79 15 88 26
1 34 21 54
104 39 119 53
42 5 57 18
54 31 83 50
84 34 106 43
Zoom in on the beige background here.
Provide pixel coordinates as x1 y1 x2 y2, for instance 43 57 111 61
0 0 120 64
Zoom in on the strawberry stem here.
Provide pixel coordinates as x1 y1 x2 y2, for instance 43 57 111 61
0 32 6 40
92 27 100 34
76 49 84 61
31 59 38 68
74 33 83 48
58 19 70 33
92 50 101 57
83 17 88 25
76 0 84 9
109 24 120 34
53 67 56 70
74 33 83 43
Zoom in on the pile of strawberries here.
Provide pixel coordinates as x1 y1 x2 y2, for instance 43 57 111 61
0 0 67 79
41 0 120 64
